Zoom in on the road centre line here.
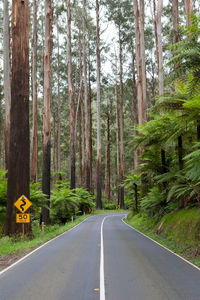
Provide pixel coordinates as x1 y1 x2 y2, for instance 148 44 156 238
122 217 200 272
100 216 106 300
100 214 126 300
0 217 90 277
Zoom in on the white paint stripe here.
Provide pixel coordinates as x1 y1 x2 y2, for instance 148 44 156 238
100 216 106 300
0 216 90 277
122 217 200 272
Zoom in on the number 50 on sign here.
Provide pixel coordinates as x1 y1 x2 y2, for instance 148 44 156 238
16 213 30 223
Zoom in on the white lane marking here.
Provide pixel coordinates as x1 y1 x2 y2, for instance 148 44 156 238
122 217 200 272
100 216 106 300
0 217 90 277
100 214 125 300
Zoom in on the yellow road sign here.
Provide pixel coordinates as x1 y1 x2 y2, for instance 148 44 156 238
116 205 120 210
16 213 30 223
89 208 93 213
14 195 32 213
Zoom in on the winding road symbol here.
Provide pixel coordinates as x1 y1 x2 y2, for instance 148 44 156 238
14 195 32 213
20 197 26 212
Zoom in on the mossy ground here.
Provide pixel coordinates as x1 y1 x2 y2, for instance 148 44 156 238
126 208 200 268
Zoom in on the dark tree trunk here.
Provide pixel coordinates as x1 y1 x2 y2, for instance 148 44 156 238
106 111 111 201
88 70 93 193
5 0 30 235
134 183 138 212
178 135 183 170
197 120 200 141
161 148 167 173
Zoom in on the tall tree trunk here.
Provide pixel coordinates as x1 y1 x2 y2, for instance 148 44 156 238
0 86 2 169
56 19 61 174
31 0 38 183
96 0 102 209
153 0 164 96
83 0 90 191
105 110 111 202
119 27 125 209
184 0 193 27
139 0 147 116
67 0 76 189
88 65 93 193
133 0 147 126
3 0 11 171
115 79 120 205
172 0 180 44
5 0 30 235
41 0 53 225
131 47 138 169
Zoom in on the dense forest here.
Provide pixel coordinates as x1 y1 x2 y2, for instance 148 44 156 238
0 0 200 236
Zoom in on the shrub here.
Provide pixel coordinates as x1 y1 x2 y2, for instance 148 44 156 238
141 186 166 219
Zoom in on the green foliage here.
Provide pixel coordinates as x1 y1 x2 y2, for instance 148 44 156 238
50 181 94 224
140 186 166 219
103 201 116 210
0 170 7 234
30 183 48 220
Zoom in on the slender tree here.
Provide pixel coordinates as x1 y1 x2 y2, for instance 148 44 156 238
5 0 30 235
67 0 76 189
184 0 193 27
133 0 147 125
41 0 53 224
96 0 102 208
83 0 90 191
119 27 125 208
3 0 11 170
31 0 38 183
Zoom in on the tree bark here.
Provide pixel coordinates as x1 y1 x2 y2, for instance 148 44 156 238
119 27 125 209
41 0 53 225
105 110 111 202
153 0 164 96
133 0 147 126
96 0 102 209
83 0 90 191
67 0 76 189
184 0 193 27
56 18 61 174
131 47 138 169
115 77 120 205
3 0 11 171
88 65 93 193
5 0 30 235
31 0 38 183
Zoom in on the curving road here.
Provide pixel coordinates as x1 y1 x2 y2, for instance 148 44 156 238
0 213 200 300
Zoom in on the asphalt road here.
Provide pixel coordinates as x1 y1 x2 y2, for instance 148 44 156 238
0 213 200 300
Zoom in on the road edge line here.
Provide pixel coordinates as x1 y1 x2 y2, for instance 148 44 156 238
0 216 90 277
121 216 200 272
100 216 106 300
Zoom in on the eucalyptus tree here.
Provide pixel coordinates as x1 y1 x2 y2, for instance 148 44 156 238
3 0 11 170
5 0 30 235
96 0 102 208
31 0 38 183
67 0 76 189
41 0 53 224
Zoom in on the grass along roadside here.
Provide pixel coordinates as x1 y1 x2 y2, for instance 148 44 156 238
125 209 200 268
